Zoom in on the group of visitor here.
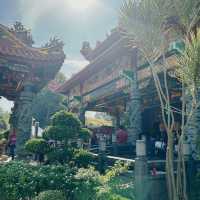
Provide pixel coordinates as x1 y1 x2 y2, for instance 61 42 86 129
90 125 129 155
148 121 181 159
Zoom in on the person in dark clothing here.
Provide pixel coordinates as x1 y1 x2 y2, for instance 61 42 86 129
91 133 98 147
8 128 17 160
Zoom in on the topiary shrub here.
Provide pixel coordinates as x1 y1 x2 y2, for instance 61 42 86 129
46 147 73 164
43 111 82 144
78 128 92 143
73 149 95 168
25 138 50 155
43 126 64 141
34 190 66 200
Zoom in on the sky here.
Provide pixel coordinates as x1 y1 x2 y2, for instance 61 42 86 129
0 0 124 112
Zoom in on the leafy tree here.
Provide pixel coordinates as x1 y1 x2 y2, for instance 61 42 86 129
31 89 66 128
42 111 82 164
50 111 81 142
120 0 200 200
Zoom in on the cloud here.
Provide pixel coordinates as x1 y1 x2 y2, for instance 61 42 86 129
18 0 103 28
19 0 65 28
60 58 89 80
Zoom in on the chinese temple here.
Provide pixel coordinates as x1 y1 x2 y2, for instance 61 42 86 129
57 28 181 145
0 22 65 154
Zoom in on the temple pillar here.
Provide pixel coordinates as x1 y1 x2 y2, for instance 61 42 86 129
128 49 142 146
79 107 86 126
14 83 37 156
116 111 121 128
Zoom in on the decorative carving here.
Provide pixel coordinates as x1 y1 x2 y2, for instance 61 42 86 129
127 51 142 145
9 22 34 46
80 41 92 60
14 83 36 155
43 37 64 51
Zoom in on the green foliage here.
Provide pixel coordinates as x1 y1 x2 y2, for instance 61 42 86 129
73 163 134 200
43 126 66 141
119 0 200 59
47 147 73 164
0 160 134 200
78 128 92 142
34 190 66 200
42 111 83 164
176 30 200 97
0 108 9 133
44 111 81 143
0 161 75 200
0 130 9 140
25 138 50 154
119 0 167 58
97 189 130 200
51 111 81 131
73 149 95 168
31 89 66 128
102 161 129 183
73 167 101 200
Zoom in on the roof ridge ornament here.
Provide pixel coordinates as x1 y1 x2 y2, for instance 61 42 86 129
9 22 34 47
43 37 64 52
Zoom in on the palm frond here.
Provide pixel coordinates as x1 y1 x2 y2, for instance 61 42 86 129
176 29 200 95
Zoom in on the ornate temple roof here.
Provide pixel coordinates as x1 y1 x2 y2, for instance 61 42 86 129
0 24 65 66
0 23 66 100
57 29 127 94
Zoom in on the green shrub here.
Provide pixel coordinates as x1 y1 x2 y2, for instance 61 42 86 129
51 111 81 129
97 189 130 200
0 161 133 200
73 149 94 168
0 130 9 140
43 111 82 144
73 167 101 200
47 147 73 164
0 161 75 200
25 138 50 154
43 126 64 141
34 190 66 200
79 128 92 142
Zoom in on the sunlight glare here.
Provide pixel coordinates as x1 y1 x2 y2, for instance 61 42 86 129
67 0 97 12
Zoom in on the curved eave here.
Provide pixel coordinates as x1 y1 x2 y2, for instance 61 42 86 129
57 38 130 94
0 24 65 67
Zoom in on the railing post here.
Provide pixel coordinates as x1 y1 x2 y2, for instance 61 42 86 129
77 138 83 148
112 133 117 155
135 140 148 200
98 135 107 173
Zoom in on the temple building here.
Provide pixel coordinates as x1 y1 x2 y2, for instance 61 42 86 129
0 22 65 154
57 28 182 146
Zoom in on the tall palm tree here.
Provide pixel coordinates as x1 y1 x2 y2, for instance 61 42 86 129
119 0 200 200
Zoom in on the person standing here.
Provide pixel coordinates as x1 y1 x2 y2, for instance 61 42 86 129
8 128 17 160
116 126 128 144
